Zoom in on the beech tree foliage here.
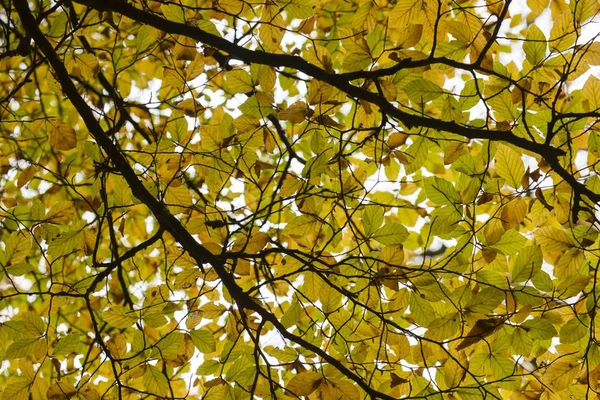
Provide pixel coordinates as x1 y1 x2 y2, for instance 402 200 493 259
3 0 600 398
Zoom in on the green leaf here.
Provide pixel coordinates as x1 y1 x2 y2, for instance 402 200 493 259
281 301 302 329
4 337 42 359
409 292 436 327
511 246 543 283
521 318 557 340
190 329 216 353
523 24 547 65
47 225 83 260
429 206 462 236
238 94 274 117
101 306 138 329
5 263 36 276
284 215 320 238
489 354 515 380
487 229 526 255
403 79 445 103
155 332 184 358
372 222 409 245
134 25 156 54
424 176 460 205
531 270 554 292
143 364 170 396
465 288 503 314
559 317 588 344
51 334 80 356
362 205 384 236
512 327 533 356
197 359 221 375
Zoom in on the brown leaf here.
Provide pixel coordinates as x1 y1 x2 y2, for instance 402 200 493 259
456 317 506 350
47 119 77 151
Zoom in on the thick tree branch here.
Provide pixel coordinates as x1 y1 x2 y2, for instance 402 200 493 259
70 0 600 208
70 1 554 150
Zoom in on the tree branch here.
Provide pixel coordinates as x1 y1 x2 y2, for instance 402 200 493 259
15 1 404 396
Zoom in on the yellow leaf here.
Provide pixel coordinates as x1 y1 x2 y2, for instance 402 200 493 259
162 67 185 91
549 12 577 52
112 175 133 207
143 364 170 396
500 197 528 230
284 215 319 238
389 0 421 29
583 41 600 65
320 281 342 314
101 306 138 329
5 337 44 359
176 98 205 117
256 64 276 92
47 225 83 260
161 4 185 23
217 0 245 14
47 118 77 151
17 165 36 188
246 231 269 253
174 268 202 290
173 35 197 61
78 385 101 400
328 379 359 400
279 101 308 123
75 53 99 80
199 302 227 319
534 226 577 251
571 0 597 23
186 53 205 81
286 371 323 397
226 69 254 93
106 332 128 359
260 4 284 51
304 45 333 72
189 329 216 353
582 75 600 110
307 79 333 104
544 355 581 391
46 201 75 223
2 377 30 400
527 0 549 18
494 144 525 189
165 184 193 214
47 382 77 400
393 24 423 49
4 231 31 265
302 271 323 302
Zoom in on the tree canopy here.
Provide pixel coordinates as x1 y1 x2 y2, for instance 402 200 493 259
2 0 600 398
